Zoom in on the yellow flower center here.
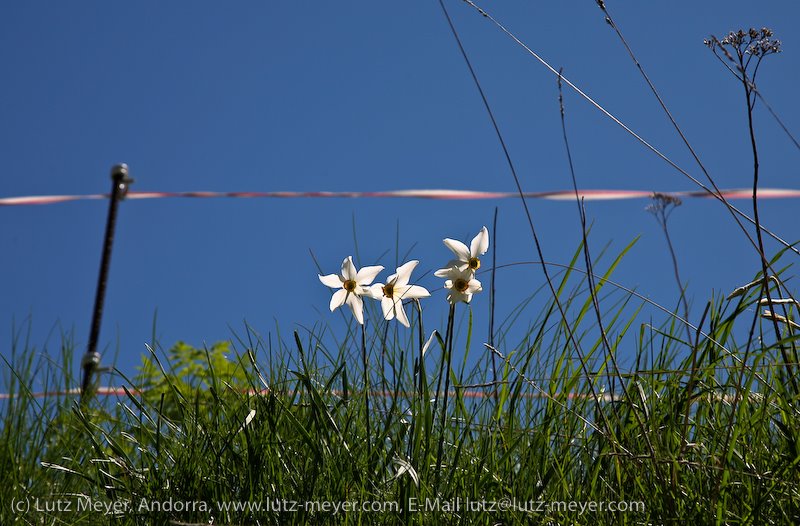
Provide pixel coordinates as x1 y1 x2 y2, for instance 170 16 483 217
383 283 395 298
468 257 480 270
343 279 357 292
454 278 469 292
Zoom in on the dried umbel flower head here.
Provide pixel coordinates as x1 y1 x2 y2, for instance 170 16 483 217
705 27 781 61
746 28 781 57
646 192 682 217
721 29 747 47
705 27 781 93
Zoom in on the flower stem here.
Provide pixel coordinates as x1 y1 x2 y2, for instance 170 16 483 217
434 303 456 490
407 300 425 464
738 50 799 394
489 207 499 401
415 300 426 398
361 322 371 462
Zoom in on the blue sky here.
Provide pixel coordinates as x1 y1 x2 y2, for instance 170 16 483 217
2 2 798 389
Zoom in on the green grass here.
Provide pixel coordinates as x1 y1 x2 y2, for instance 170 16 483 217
2 241 799 526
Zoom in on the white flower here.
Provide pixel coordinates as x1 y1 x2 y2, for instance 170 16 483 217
435 226 489 275
439 266 482 305
369 260 430 328
319 256 383 325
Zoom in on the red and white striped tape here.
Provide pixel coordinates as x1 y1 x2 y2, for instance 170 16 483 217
2 188 799 207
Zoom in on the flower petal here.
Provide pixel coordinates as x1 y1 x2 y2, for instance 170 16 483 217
330 289 348 312
393 260 419 286
446 289 460 305
346 293 365 324
341 256 357 281
434 267 451 278
466 278 483 294
356 264 384 285
443 238 470 261
369 283 385 299
381 296 396 321
470 226 489 256
398 284 430 300
319 273 343 288
437 260 469 276
395 302 410 328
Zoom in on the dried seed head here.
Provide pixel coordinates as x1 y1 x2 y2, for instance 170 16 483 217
713 27 781 57
646 192 682 216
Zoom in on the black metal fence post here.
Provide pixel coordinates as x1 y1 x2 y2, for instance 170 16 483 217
80 163 133 400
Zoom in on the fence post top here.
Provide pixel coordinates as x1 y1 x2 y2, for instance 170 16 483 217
110 163 129 179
